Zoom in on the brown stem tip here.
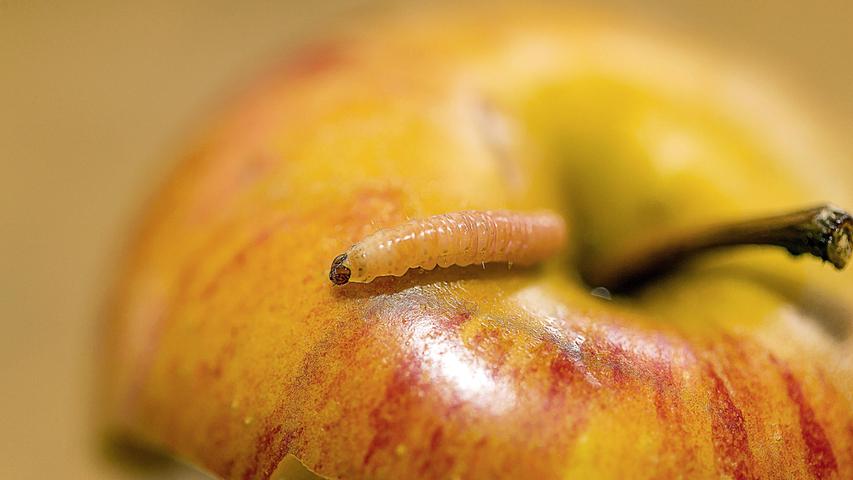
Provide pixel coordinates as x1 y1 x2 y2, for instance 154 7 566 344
584 203 853 293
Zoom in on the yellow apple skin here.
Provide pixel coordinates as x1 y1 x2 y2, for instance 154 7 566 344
102 7 853 480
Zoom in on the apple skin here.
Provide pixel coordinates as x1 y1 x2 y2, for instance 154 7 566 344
102 6 853 480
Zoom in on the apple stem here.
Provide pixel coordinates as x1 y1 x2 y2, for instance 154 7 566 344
584 203 853 293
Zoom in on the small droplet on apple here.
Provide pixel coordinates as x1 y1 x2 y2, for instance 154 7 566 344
590 287 613 301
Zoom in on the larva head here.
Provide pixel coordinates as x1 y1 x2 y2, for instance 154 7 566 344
329 253 352 285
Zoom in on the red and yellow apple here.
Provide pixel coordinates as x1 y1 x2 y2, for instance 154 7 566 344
102 6 853 479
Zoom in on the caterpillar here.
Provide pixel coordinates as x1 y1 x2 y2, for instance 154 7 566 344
329 210 567 285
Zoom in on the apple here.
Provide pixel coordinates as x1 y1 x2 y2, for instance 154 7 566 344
101 5 853 480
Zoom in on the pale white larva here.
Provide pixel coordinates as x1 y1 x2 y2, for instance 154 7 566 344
329 210 567 284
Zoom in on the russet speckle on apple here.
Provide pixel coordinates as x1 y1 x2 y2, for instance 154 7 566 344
102 5 853 480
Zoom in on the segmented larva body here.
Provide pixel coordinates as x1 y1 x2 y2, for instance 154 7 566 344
329 210 567 284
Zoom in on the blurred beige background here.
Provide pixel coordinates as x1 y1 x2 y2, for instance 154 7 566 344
1 1 851 479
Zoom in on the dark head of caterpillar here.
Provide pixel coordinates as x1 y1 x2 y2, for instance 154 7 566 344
329 253 351 285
